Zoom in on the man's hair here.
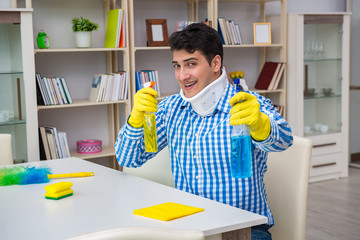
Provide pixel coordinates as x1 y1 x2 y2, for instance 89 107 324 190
168 23 223 67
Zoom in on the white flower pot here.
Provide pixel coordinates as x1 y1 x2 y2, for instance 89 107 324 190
75 31 92 48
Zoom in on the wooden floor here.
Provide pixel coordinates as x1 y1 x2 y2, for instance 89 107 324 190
306 167 360 240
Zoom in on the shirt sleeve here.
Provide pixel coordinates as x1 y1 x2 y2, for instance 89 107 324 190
250 91 293 152
114 99 168 168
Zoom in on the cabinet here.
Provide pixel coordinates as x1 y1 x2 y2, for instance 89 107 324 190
0 9 37 163
287 13 350 182
32 0 130 168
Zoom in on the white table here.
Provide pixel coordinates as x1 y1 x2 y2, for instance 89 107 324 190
0 158 267 239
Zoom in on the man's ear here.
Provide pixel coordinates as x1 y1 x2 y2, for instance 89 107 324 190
212 55 222 73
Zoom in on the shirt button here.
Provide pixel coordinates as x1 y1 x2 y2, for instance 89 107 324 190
195 175 200 179
195 133 198 137
194 155 197 159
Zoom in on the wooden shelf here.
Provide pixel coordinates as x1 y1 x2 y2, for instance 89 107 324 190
37 99 129 111
0 8 33 12
250 88 284 94
70 145 115 160
223 44 283 48
134 44 282 51
134 46 171 51
34 47 128 54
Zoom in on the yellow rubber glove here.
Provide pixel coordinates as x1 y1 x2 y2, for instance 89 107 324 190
229 92 271 141
128 87 158 128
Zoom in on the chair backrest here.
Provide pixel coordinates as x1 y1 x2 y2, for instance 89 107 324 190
122 146 175 188
0 134 14 166
67 227 205 240
264 136 312 240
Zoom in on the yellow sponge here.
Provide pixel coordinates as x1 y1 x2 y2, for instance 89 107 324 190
45 182 73 200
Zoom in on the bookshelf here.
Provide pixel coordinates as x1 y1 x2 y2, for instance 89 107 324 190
34 48 127 54
128 0 215 99
215 0 287 117
1 0 288 168
32 0 131 168
129 0 287 116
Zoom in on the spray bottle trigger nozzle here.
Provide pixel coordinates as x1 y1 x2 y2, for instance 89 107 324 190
144 81 155 89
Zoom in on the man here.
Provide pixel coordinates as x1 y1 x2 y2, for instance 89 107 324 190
115 23 293 239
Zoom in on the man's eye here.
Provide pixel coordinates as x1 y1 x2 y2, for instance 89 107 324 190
188 62 196 67
172 64 180 69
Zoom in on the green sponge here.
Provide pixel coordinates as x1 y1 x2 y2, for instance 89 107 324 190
45 192 73 200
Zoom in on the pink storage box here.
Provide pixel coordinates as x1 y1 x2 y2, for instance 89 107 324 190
77 139 102 154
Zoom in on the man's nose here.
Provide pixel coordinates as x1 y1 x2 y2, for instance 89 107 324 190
179 68 190 81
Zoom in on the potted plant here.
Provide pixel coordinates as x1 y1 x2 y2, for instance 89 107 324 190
71 17 99 48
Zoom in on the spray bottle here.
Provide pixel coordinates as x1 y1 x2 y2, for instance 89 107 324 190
143 81 158 152
230 78 252 178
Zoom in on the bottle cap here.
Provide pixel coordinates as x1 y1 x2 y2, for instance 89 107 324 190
233 78 240 84
144 81 155 89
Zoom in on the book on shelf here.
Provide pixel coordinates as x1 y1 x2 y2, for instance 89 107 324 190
268 62 286 90
38 126 69 159
58 131 71 158
35 73 73 106
135 70 161 96
46 132 57 159
115 71 129 100
38 126 51 160
217 17 242 45
254 62 285 90
45 126 63 159
39 125 71 160
89 71 128 102
59 77 73 104
234 23 243 44
89 74 102 102
119 10 126 48
104 9 126 48
226 20 236 44
218 17 229 45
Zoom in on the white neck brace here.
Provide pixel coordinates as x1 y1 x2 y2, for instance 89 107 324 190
180 69 228 116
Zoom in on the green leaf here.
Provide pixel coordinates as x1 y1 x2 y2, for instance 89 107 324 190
71 17 99 32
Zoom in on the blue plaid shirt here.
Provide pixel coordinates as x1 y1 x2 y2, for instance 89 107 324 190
115 82 293 225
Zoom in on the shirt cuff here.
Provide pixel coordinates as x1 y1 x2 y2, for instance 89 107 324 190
123 122 144 139
253 117 277 146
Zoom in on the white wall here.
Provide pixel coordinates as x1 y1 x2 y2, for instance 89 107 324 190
0 1 11 8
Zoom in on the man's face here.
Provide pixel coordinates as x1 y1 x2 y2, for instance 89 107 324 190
172 49 221 98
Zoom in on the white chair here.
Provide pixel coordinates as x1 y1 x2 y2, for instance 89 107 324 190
264 136 312 240
0 134 14 166
67 227 205 240
122 146 175 188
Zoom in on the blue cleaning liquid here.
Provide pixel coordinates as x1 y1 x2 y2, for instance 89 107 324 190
230 78 252 178
230 134 252 178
